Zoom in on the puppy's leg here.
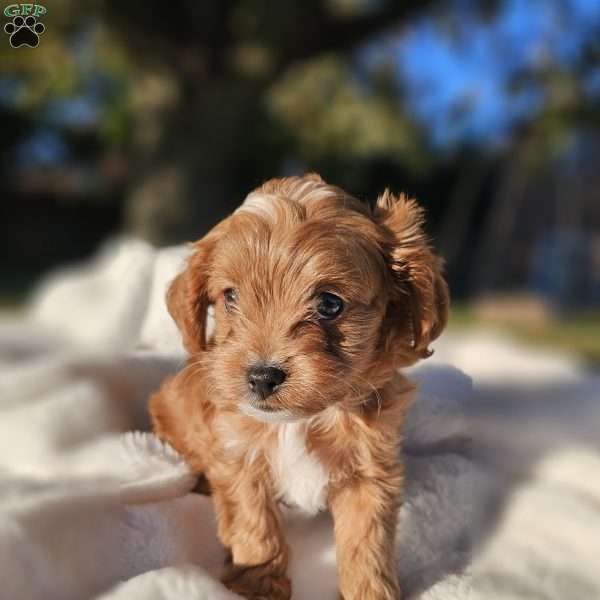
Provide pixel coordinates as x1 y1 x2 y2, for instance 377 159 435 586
149 376 190 457
329 463 403 600
212 467 291 600
149 375 209 478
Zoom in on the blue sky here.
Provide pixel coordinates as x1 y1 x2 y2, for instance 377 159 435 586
362 0 600 148
6 0 600 167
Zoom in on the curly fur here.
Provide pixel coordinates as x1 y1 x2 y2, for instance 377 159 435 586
150 174 448 600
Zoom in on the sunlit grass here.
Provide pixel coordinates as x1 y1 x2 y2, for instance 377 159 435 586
449 304 600 367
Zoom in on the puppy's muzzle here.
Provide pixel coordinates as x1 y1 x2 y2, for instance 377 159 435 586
247 364 286 400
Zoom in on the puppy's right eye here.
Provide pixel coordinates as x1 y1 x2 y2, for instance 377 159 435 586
316 292 344 320
223 288 238 310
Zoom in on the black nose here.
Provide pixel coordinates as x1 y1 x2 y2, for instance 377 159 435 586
247 365 287 400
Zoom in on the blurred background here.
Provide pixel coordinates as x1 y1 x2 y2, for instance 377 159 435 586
1 3 600 598
1 0 599 365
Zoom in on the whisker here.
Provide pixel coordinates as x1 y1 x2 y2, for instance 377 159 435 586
326 371 383 418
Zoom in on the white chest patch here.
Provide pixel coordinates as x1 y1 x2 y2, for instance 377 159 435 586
270 422 329 516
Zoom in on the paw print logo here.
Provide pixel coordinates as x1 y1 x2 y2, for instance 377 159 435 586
4 15 45 48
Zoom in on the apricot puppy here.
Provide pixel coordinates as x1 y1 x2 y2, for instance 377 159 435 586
150 174 448 600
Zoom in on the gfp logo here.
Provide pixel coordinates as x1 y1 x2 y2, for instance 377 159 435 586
3 4 47 48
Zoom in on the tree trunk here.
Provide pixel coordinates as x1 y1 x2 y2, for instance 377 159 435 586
125 77 262 245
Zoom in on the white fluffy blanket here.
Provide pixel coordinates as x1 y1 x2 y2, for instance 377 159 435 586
1 239 599 600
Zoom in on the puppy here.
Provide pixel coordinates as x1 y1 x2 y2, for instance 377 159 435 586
150 174 448 600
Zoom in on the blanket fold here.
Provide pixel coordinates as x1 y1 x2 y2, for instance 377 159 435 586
2 237 598 600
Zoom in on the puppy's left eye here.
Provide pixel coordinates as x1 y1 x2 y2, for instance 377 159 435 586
316 292 344 320
224 288 238 310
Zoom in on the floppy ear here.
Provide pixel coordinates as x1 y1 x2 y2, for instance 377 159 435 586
167 229 221 354
376 190 449 362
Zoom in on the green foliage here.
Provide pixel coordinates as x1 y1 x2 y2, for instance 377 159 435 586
0 10 134 146
268 55 427 170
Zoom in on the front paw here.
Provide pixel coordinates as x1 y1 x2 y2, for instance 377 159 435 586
339 592 402 600
339 593 402 600
222 564 291 600
338 580 402 600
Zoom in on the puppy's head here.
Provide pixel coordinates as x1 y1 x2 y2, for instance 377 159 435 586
168 175 448 422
